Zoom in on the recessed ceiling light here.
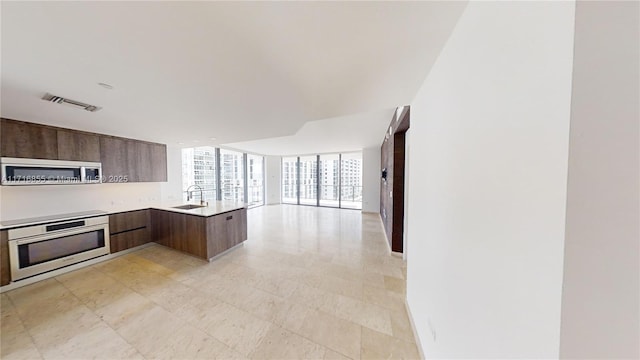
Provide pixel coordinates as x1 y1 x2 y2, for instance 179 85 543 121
98 82 114 90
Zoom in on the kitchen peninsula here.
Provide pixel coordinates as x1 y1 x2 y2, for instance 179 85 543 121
150 201 247 261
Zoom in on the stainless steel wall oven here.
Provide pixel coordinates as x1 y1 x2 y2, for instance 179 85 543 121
8 216 110 281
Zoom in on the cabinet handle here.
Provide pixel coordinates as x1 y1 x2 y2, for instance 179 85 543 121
226 216 233 220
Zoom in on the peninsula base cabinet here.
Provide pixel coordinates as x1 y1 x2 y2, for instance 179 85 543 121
151 208 247 261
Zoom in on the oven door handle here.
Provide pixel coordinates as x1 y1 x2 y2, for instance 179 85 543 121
10 223 109 245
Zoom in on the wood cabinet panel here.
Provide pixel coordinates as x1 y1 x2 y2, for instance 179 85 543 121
205 208 247 259
100 136 135 183
182 215 207 257
206 213 230 258
150 143 167 182
225 209 247 248
1 118 167 183
100 136 166 183
151 210 207 259
109 210 151 254
1 119 58 159
57 130 100 162
1 230 9 286
151 209 246 261
109 210 150 234
110 228 150 254
134 142 167 182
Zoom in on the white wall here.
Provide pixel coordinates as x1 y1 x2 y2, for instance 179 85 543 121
160 145 184 202
0 182 163 221
560 2 640 358
265 155 281 205
405 2 575 358
361 146 381 213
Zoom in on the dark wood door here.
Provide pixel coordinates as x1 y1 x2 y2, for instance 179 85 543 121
151 209 172 248
0 230 9 286
1 119 58 159
150 143 167 182
205 209 247 258
57 130 101 162
206 213 229 258
225 209 247 248
100 136 135 183
134 141 167 182
136 141 152 183
151 210 207 259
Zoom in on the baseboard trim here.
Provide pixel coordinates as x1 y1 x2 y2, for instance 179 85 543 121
405 298 426 359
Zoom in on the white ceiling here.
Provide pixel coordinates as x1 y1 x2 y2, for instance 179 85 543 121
1 1 467 153
225 108 395 156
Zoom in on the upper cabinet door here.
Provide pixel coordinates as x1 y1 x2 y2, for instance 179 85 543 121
151 143 168 182
57 130 101 162
1 119 58 159
100 136 134 183
134 141 167 182
100 136 166 183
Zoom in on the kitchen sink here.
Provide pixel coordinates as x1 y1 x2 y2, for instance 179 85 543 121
172 204 206 210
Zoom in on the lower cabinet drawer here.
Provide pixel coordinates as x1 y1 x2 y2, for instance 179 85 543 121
109 210 150 234
110 227 150 253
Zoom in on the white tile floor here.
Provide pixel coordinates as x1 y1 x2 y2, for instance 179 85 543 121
1 205 418 359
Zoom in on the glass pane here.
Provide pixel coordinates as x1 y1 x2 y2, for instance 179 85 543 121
182 147 217 203
319 154 340 207
247 154 264 207
282 157 298 204
299 156 317 206
220 149 245 203
340 152 363 209
22 230 104 266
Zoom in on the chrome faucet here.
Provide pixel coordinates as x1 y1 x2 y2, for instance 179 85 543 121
186 184 206 206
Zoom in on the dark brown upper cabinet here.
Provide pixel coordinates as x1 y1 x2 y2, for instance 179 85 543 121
1 119 58 159
100 136 167 183
57 129 101 162
139 141 167 182
1 118 167 183
99 136 135 183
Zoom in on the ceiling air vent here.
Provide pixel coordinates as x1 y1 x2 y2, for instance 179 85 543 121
42 93 102 112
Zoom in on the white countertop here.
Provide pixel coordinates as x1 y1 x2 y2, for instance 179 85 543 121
148 200 246 217
0 201 247 229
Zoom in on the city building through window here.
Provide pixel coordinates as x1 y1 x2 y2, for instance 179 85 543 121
281 152 362 209
182 147 265 208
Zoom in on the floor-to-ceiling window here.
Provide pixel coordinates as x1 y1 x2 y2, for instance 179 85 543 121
282 156 298 204
247 154 264 207
299 155 318 206
219 149 244 202
319 153 340 207
340 152 363 209
182 147 264 207
282 152 362 209
181 146 217 203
